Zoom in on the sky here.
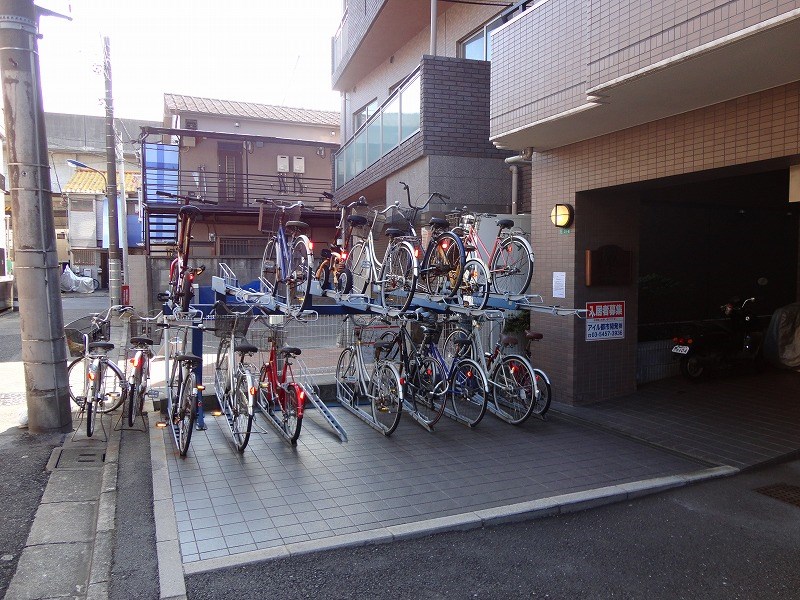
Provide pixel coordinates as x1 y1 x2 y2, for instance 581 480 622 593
36 0 343 121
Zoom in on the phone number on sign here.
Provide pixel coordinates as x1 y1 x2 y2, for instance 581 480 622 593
586 321 624 340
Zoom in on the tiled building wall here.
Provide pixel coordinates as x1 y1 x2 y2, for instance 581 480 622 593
530 82 800 404
490 0 587 136
332 0 385 86
587 0 800 89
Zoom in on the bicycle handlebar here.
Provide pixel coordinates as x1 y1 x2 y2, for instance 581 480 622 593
256 197 305 211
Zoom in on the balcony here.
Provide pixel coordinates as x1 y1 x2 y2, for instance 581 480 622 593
333 68 420 190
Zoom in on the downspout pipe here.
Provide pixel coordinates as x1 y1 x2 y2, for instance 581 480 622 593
430 0 437 55
505 148 533 215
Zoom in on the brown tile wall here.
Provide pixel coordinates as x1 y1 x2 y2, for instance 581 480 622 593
530 82 800 404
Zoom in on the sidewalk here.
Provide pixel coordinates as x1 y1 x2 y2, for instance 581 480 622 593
1 291 799 600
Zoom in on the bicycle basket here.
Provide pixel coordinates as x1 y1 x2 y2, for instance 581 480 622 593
64 315 110 357
129 312 164 345
211 304 254 338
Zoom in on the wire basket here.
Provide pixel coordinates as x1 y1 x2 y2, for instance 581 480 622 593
64 315 110 358
129 312 164 345
210 305 254 338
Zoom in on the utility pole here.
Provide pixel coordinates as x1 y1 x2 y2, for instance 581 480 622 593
116 139 129 285
0 0 72 432
103 36 122 305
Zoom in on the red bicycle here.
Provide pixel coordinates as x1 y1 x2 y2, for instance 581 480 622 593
155 190 216 312
254 319 305 444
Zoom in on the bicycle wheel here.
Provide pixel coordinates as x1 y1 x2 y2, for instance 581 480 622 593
460 259 490 310
333 266 353 294
86 399 97 437
98 360 126 414
283 385 303 444
92 278 100 291
379 242 417 311
490 355 536 425
179 272 193 312
369 362 402 435
67 357 89 410
335 347 358 407
214 338 230 402
260 239 278 295
374 330 400 362
490 236 534 296
441 327 473 365
530 368 552 417
283 237 312 312
410 356 446 427
447 357 488 427
174 370 197 457
421 232 465 299
345 241 371 295
231 376 253 452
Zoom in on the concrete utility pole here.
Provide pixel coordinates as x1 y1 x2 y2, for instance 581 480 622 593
0 0 71 432
116 139 129 285
103 36 122 305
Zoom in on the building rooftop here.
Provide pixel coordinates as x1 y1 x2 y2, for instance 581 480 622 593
164 93 339 128
62 168 141 195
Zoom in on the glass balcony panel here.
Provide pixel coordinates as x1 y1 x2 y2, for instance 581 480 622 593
400 75 421 141
367 117 382 166
336 153 345 188
344 142 355 183
353 130 366 177
382 97 400 154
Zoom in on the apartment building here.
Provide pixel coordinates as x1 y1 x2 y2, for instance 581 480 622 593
332 1 800 404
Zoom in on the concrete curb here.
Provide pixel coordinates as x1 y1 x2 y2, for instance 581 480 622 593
178 464 739 577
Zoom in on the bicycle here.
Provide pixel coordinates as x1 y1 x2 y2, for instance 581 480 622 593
449 208 535 296
211 302 258 452
378 310 489 428
257 198 314 314
65 305 131 437
441 313 548 424
155 190 217 313
314 192 366 294
338 199 418 311
335 315 404 435
123 310 163 427
161 315 206 457
522 328 552 418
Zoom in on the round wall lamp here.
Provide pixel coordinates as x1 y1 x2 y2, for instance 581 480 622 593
550 204 574 228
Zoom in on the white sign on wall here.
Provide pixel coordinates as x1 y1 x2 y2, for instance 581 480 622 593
585 301 625 341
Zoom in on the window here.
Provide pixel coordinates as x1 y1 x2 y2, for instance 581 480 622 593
459 2 532 61
217 142 243 204
353 99 377 131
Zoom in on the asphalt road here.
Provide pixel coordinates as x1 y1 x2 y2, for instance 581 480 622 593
185 458 800 600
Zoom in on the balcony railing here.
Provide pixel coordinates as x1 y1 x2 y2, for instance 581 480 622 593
333 68 421 190
332 10 348 74
141 164 335 213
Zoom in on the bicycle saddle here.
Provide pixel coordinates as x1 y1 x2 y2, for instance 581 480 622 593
347 215 368 227
429 217 449 228
286 220 309 230
234 342 258 355
89 341 114 352
373 341 394 351
130 336 154 346
384 227 410 238
178 205 201 219
279 346 301 357
525 330 544 341
497 219 514 229
175 353 202 366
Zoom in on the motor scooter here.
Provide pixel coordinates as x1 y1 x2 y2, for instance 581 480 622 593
313 192 359 294
671 297 765 380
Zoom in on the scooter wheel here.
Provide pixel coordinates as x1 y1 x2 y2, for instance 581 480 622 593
680 356 705 381
333 267 353 294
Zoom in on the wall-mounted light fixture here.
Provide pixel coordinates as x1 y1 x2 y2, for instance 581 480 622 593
550 204 574 228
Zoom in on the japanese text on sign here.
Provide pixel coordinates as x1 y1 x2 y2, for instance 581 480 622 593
586 301 625 341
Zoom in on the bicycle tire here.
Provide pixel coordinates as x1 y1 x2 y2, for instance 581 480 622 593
67 357 89 410
284 385 303 444
460 258 490 310
92 278 100 291
447 357 489 427
489 235 534 296
284 236 312 312
231 376 253 452
410 356 446 427
175 370 197 457
214 338 231 403
98 360 126 414
530 368 552 417
374 330 400 362
369 361 402 435
333 266 353 294
441 327 473 365
345 241 371 295
421 231 465 299
260 239 278 295
127 365 142 427
335 347 358 407
179 272 193 312
490 354 536 425
379 241 417 312
86 398 97 437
